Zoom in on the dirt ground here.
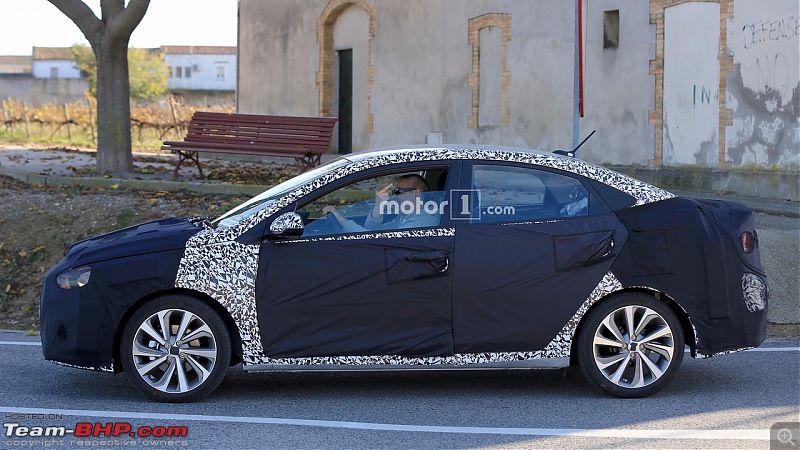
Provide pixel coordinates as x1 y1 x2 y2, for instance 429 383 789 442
0 149 300 331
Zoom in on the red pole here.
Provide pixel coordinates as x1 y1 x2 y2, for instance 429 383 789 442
578 0 585 117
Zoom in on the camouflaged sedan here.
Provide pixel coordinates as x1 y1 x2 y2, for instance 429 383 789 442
40 145 768 402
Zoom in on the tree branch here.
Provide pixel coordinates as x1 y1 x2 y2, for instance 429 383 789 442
106 0 151 41
100 0 124 22
46 0 103 48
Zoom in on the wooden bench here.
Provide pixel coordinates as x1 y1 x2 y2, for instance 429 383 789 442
162 111 337 178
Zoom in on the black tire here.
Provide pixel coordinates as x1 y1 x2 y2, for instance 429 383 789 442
576 293 685 398
120 295 231 403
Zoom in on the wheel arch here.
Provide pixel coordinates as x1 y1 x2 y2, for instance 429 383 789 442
112 288 243 372
570 287 697 365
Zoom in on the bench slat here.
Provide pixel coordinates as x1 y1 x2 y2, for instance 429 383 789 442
180 138 331 149
164 144 319 158
187 125 334 137
192 111 337 125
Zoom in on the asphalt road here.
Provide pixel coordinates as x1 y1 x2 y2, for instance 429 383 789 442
1 331 798 449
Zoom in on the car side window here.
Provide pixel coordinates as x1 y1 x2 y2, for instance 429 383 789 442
470 164 594 223
298 168 448 237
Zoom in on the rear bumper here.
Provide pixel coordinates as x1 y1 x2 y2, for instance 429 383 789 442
693 271 768 358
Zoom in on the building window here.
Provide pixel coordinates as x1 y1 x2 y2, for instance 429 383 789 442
216 66 225 80
168 66 173 78
603 10 620 49
50 67 58 79
175 67 182 78
184 66 191 78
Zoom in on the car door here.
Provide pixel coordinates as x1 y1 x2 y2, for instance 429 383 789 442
255 162 460 359
451 161 629 353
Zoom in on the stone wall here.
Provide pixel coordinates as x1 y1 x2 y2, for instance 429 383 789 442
0 76 89 106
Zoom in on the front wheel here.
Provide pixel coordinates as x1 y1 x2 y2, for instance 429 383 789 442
120 295 231 402
576 293 684 398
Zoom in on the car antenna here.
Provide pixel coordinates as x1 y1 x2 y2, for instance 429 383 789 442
553 129 596 158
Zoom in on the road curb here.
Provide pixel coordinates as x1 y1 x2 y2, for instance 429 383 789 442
3 167 797 217
0 167 269 196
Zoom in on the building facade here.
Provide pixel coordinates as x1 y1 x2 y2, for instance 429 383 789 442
162 46 237 93
32 47 81 79
237 0 799 170
0 56 32 75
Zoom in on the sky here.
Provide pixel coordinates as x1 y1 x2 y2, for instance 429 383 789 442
0 0 238 56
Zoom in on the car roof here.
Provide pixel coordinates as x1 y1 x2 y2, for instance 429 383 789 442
341 144 557 163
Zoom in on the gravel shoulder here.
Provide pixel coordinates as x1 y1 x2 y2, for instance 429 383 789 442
0 174 245 330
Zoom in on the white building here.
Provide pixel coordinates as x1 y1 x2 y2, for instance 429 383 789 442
0 56 32 75
32 47 81 79
162 46 237 92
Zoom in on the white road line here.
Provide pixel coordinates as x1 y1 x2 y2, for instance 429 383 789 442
0 407 769 440
745 347 800 352
2 340 798 352
0 341 40 346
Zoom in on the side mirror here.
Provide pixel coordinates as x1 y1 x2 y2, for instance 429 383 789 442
268 212 304 238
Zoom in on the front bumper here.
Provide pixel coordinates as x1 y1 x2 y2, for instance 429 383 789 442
40 264 115 372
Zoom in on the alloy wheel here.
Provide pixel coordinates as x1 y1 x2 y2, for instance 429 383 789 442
591 305 676 389
131 308 218 394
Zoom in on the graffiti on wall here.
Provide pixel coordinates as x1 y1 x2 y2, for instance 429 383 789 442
728 4 799 168
741 15 799 50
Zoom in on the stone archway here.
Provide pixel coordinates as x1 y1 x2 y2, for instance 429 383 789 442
317 0 376 150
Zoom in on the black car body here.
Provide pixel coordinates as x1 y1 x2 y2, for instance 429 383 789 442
40 146 768 401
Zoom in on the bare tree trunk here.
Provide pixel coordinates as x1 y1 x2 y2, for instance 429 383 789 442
47 0 150 174
95 39 133 172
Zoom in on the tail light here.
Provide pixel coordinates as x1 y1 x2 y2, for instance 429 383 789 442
741 231 756 253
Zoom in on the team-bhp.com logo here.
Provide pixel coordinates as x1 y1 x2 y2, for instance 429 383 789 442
4 421 188 438
379 189 514 220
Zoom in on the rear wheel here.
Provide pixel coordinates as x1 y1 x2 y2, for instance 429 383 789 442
120 295 231 402
576 293 684 398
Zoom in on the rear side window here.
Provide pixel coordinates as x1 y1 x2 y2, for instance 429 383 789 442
589 179 637 210
468 164 603 223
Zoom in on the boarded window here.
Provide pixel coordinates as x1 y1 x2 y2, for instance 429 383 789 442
478 26 503 127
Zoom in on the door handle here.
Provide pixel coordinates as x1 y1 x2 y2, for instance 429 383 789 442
407 251 449 273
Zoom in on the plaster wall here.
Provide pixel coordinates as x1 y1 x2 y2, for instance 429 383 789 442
32 60 81 79
726 0 799 168
239 0 654 155
662 2 720 167
578 0 655 166
165 54 237 91
238 0 325 116
365 0 575 150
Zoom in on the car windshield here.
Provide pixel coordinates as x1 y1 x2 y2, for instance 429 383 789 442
212 157 350 229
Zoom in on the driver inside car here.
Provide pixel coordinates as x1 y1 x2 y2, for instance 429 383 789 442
322 174 440 232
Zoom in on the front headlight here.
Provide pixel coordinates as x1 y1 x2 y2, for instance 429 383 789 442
56 266 91 289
